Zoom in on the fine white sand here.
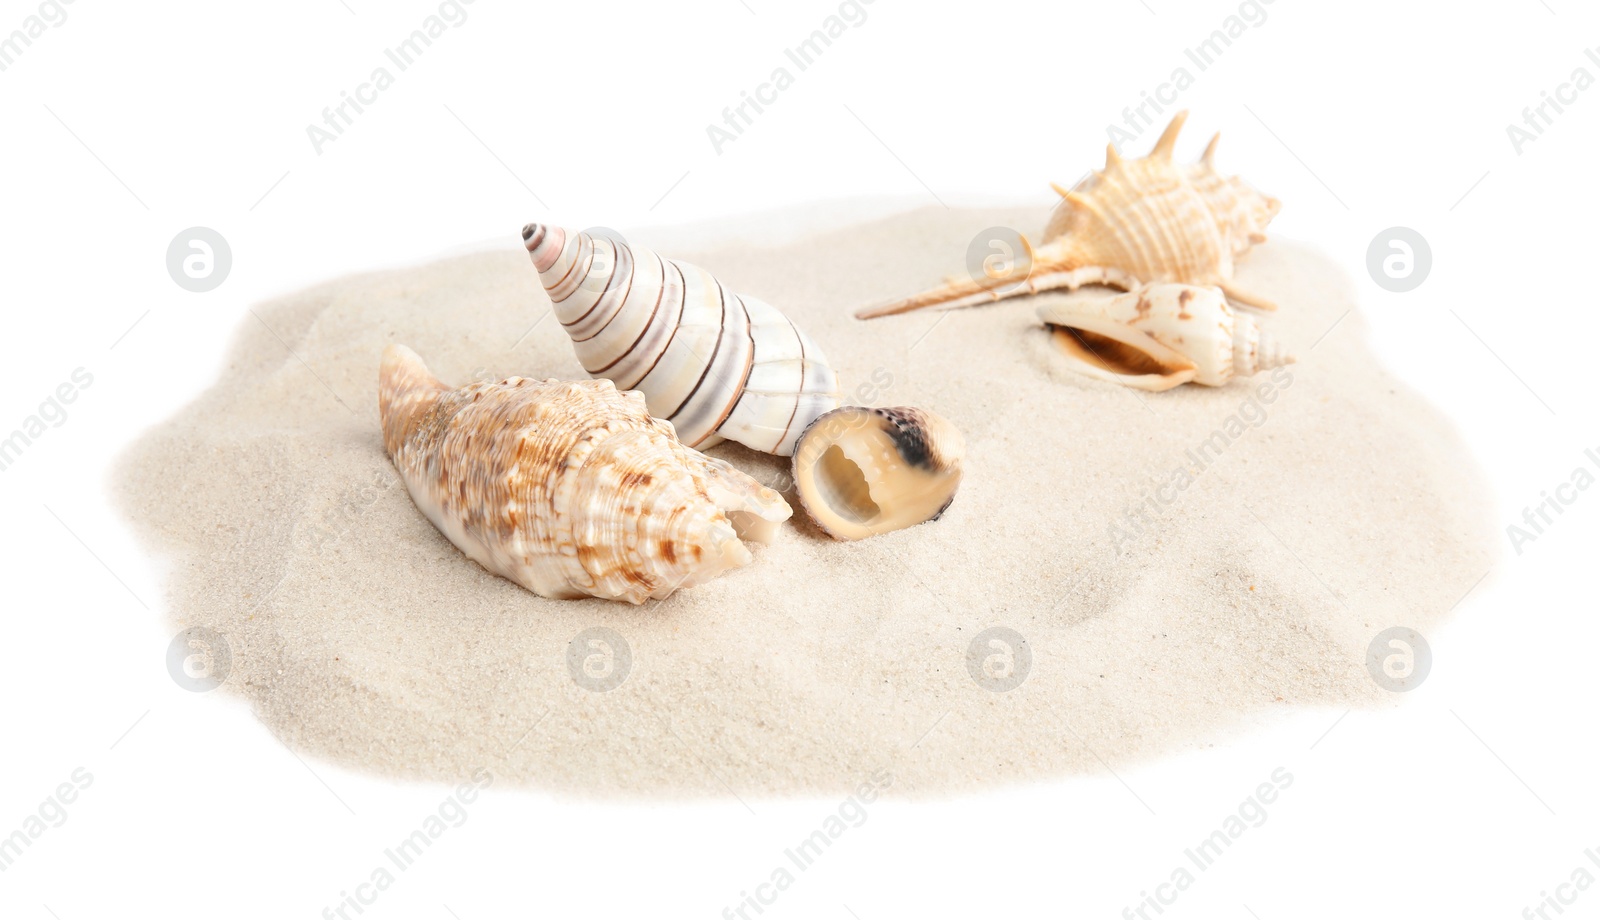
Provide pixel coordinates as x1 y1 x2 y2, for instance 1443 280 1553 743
116 205 1496 798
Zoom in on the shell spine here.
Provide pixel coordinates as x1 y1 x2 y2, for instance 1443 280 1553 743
858 111 1281 319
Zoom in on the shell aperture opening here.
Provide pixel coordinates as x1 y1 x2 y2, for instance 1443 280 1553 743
817 444 883 525
792 407 965 542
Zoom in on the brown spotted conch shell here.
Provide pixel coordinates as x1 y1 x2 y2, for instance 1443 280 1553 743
857 111 1281 319
1038 283 1293 392
523 223 841 457
791 406 964 541
379 344 791 604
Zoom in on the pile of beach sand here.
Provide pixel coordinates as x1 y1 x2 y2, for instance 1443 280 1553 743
117 206 1495 797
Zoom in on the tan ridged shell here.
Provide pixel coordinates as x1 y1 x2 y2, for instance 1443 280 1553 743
379 345 791 605
858 111 1281 319
1038 283 1294 392
523 224 841 457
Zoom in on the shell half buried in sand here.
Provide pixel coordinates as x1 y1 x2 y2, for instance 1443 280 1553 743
791 406 965 541
857 110 1281 319
1039 283 1294 392
522 223 842 457
379 344 791 604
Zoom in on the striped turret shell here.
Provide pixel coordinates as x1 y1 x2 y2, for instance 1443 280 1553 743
523 224 841 457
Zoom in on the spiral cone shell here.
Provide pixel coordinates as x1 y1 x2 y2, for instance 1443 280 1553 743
858 111 1281 319
523 224 841 457
1037 283 1294 392
379 345 791 605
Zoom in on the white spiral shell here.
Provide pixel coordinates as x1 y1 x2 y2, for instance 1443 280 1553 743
1038 283 1294 391
523 223 841 457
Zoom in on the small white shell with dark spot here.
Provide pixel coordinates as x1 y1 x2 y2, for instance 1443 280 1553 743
791 406 965 541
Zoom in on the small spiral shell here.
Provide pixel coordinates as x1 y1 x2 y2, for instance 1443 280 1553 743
523 224 841 457
379 345 792 605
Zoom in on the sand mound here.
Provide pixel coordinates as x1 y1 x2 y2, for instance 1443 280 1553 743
117 206 1495 797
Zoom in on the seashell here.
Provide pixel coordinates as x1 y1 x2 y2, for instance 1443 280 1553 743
791 406 965 541
857 111 1281 319
522 223 841 457
1037 283 1293 392
378 344 791 605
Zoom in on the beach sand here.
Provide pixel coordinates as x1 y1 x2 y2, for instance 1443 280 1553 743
116 205 1496 797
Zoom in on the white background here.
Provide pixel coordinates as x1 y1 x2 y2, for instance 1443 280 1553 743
2 0 1597 917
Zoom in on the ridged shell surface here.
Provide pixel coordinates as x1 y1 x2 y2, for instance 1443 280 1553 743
1038 283 1293 391
523 224 841 457
858 111 1281 318
379 344 791 605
